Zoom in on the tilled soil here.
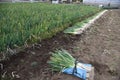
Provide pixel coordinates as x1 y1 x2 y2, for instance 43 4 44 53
1 9 120 80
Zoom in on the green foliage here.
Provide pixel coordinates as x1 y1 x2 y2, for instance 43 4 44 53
0 3 101 52
48 49 75 71
64 10 103 34
1 77 14 80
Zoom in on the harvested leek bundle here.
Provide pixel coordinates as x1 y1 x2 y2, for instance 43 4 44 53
48 49 94 80
48 49 75 71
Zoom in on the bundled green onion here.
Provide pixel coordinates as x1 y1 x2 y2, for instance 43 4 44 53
48 49 94 80
48 49 75 71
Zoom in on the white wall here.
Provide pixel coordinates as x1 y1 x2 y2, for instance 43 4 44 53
83 0 120 8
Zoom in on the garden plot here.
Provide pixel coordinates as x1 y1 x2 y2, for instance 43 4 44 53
0 3 101 61
1 9 120 80
1 2 120 80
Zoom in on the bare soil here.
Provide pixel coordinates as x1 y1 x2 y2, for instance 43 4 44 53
1 9 120 80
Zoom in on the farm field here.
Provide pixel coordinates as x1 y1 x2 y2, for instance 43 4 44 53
1 9 120 80
0 3 101 54
1 2 120 80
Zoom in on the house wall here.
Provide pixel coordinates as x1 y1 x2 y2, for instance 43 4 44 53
83 0 120 8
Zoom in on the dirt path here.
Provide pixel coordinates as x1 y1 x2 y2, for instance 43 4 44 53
51 9 120 80
1 9 120 80
71 9 120 80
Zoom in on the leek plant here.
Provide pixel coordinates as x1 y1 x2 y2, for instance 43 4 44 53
0 3 101 54
48 49 75 71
